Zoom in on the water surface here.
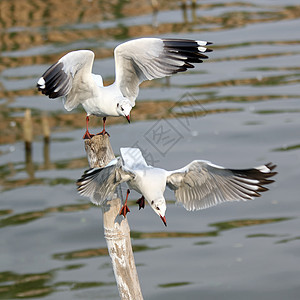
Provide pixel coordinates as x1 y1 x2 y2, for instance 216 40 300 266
0 0 300 299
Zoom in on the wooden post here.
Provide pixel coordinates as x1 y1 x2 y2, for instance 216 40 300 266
23 109 34 179
24 108 33 152
191 0 197 23
42 113 50 144
181 0 188 24
42 113 50 169
84 135 143 300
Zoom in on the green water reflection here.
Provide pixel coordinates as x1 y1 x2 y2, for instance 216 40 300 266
0 204 90 228
272 144 300 152
159 281 191 288
130 217 292 240
0 269 114 299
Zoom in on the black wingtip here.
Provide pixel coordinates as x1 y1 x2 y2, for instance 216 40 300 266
36 62 68 98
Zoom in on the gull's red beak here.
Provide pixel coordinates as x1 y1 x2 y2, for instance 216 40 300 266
160 215 167 227
126 115 130 123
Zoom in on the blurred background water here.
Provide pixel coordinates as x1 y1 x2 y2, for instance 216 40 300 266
0 0 300 299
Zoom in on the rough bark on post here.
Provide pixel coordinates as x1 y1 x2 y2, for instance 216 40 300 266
84 134 143 300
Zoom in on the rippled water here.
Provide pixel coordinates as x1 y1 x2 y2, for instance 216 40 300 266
1 0 300 299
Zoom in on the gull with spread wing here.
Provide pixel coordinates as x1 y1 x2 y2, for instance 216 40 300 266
77 148 277 226
37 38 212 139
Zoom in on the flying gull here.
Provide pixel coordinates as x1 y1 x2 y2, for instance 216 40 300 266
77 148 277 226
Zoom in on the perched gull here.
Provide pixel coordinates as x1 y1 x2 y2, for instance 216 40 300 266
37 38 212 139
77 148 277 226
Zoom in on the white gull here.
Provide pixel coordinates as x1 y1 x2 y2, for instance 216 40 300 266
37 38 212 139
77 148 277 226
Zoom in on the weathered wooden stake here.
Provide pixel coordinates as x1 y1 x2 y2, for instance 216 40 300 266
42 113 50 169
42 113 50 144
191 0 197 23
23 108 33 152
84 135 143 300
23 109 34 178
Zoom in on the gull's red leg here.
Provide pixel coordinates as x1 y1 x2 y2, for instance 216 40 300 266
97 117 110 137
119 189 131 217
136 195 145 210
83 116 95 139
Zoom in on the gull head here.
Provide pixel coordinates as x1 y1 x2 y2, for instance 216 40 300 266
117 100 132 123
150 197 167 226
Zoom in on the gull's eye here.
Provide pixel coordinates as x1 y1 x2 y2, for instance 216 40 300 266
117 103 119 107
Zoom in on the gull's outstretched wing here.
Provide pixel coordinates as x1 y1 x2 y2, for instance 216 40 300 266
37 50 102 111
77 157 135 205
166 161 277 211
114 38 212 104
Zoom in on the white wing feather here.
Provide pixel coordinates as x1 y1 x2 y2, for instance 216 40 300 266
166 161 276 211
114 38 212 103
37 50 98 111
120 147 148 170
